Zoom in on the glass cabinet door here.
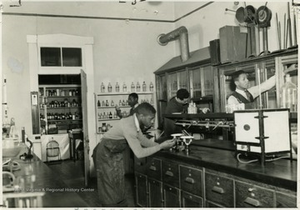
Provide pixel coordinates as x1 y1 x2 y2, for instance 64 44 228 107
219 58 276 112
201 66 214 96
189 68 201 98
168 69 188 100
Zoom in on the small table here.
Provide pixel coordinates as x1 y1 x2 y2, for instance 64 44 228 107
68 130 83 161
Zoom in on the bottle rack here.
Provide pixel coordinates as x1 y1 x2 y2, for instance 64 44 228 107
39 85 82 134
95 91 155 134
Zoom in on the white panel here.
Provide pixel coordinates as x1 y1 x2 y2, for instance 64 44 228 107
235 112 260 143
263 110 290 153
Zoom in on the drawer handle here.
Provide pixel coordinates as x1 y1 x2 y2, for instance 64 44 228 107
165 171 174 177
149 165 157 171
212 186 224 194
185 177 195 184
244 197 261 207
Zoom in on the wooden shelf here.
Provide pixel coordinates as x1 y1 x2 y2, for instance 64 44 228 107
95 91 154 96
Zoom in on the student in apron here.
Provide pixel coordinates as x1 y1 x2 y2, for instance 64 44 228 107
92 102 175 207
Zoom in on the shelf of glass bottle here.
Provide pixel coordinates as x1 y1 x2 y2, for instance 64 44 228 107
97 106 130 109
95 91 153 96
42 106 82 110
98 118 120 122
44 95 81 99
47 119 82 122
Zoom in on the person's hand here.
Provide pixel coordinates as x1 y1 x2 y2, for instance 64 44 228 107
159 139 176 150
201 107 210 114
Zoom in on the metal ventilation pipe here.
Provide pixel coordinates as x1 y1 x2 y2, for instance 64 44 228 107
157 26 190 62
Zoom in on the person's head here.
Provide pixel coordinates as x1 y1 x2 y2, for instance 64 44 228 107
230 70 249 91
128 93 139 107
176 88 190 104
135 102 156 129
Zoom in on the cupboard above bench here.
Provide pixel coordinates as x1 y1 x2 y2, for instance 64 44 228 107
134 144 297 208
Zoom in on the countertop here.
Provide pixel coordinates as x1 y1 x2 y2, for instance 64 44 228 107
154 139 297 191
2 144 89 207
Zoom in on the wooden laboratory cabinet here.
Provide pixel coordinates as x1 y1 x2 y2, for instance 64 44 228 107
154 47 219 126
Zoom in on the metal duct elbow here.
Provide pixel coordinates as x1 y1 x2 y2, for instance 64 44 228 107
157 26 190 62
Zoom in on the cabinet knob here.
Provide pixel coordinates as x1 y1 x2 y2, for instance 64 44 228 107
244 197 261 207
165 171 174 177
212 186 225 194
149 165 157 171
185 177 195 184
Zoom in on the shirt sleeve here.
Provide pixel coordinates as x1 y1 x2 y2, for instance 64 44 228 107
122 123 161 158
137 131 159 147
248 75 276 99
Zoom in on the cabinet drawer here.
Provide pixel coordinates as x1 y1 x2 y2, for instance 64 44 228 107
276 192 297 208
205 172 234 207
163 184 180 207
181 191 203 207
180 165 203 196
148 178 163 207
134 156 147 174
162 161 179 188
146 158 162 180
236 181 275 208
135 173 148 207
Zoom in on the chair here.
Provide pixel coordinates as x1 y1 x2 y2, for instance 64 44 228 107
46 140 61 162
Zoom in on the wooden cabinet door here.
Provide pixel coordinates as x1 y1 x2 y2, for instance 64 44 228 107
206 200 224 207
235 181 275 208
146 158 162 181
148 178 163 207
276 191 297 208
162 161 179 188
181 191 203 207
135 173 147 207
180 165 203 197
205 172 234 207
163 184 180 207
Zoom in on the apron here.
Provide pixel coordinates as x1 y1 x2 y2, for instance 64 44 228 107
92 138 128 206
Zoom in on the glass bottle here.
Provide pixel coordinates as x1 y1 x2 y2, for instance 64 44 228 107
101 82 105 93
115 82 120 92
101 123 107 133
131 82 135 92
108 83 112 92
97 100 101 107
142 81 147 92
123 83 127 92
136 82 141 92
280 74 298 112
149 82 154 92
109 112 113 119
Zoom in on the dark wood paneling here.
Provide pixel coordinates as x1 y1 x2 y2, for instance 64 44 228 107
205 172 234 207
162 160 179 188
163 184 180 207
235 181 275 208
180 165 203 196
181 191 203 207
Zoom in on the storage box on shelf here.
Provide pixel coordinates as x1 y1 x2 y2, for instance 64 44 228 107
39 85 82 134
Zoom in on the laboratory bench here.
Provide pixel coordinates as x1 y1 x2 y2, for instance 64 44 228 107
2 144 89 207
134 139 297 208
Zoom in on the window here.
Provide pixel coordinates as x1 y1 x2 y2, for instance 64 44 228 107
41 47 82 67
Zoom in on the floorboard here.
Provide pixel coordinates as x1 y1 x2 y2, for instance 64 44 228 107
46 159 136 207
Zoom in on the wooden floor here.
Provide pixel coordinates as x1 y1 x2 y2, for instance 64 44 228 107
46 159 136 207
